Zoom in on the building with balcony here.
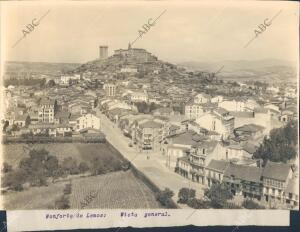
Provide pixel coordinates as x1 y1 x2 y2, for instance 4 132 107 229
133 119 164 152
223 163 263 200
206 159 230 187
262 161 293 204
175 135 220 185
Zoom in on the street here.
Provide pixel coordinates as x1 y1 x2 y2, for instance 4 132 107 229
96 109 205 205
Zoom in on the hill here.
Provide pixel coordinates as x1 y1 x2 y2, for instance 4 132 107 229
178 59 297 83
4 61 81 78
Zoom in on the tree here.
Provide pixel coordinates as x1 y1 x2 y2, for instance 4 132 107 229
40 78 46 88
2 162 13 173
204 183 233 208
177 188 196 204
90 157 107 175
78 162 89 173
187 198 210 209
135 101 149 114
63 182 72 195
18 149 60 186
253 120 297 164
61 157 79 175
149 102 159 112
47 79 56 87
155 188 176 208
54 195 70 209
2 120 9 132
1 169 27 191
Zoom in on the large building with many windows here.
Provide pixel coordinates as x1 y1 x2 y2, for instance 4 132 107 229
75 113 101 131
103 83 116 97
38 98 57 123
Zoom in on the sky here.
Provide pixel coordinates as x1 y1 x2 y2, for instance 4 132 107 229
1 1 299 64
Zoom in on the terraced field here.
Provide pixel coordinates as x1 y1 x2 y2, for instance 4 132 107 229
70 171 161 209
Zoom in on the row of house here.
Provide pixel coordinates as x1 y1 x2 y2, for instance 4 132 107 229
205 160 298 208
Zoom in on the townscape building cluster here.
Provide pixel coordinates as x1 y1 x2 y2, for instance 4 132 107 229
3 44 298 209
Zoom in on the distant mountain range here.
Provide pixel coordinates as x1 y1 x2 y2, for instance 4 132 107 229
4 61 81 77
4 58 297 84
178 59 297 83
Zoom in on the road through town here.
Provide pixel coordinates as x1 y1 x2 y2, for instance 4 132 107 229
96 109 205 206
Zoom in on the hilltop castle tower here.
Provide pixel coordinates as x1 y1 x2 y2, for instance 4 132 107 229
99 45 108 59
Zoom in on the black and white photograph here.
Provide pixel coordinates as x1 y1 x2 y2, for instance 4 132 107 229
0 0 299 230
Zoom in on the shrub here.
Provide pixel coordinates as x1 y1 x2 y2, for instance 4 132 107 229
2 162 13 173
19 148 60 186
242 199 265 209
54 195 70 209
61 157 79 175
178 188 196 204
78 162 89 173
155 188 176 208
187 198 210 209
63 183 72 195
204 183 233 209
1 169 27 191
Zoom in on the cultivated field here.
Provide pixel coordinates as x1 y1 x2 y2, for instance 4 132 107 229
3 181 66 209
70 171 162 209
2 143 125 168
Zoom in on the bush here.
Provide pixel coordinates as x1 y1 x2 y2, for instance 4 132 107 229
155 188 176 208
178 188 196 204
78 162 89 173
242 199 265 209
204 183 233 209
54 195 70 209
62 157 79 175
2 162 13 173
63 183 72 195
187 198 210 209
1 169 27 191
90 157 107 175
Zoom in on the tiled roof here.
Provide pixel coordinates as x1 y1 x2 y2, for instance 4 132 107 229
225 163 263 183
139 120 163 129
254 107 268 114
206 159 230 172
242 142 258 154
262 161 291 181
40 98 55 106
15 114 29 121
172 131 198 146
229 111 254 118
214 107 229 116
235 124 265 133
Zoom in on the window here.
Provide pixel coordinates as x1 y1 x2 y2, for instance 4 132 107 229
212 121 216 130
202 148 205 155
